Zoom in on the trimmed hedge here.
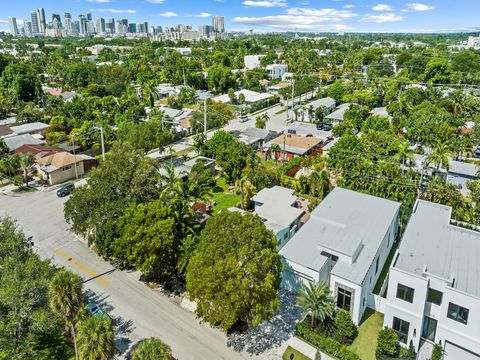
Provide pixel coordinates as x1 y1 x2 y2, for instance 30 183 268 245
296 321 361 360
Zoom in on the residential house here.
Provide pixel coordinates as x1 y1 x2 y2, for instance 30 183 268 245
282 72 294 82
324 103 352 124
244 55 265 70
280 187 400 325
265 133 323 161
413 154 477 189
36 152 85 185
4 134 43 152
213 89 274 106
158 156 215 181
14 144 65 159
230 127 279 150
268 82 290 96
383 200 480 357
266 64 288 80
369 107 392 121
0 125 14 138
251 186 304 248
10 122 50 137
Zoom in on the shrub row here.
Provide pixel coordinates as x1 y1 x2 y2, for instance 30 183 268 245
296 321 361 360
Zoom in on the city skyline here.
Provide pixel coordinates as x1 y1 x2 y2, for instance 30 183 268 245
0 0 480 34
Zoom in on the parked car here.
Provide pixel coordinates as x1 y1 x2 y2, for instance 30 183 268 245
317 122 333 131
56 183 75 197
239 114 249 122
86 303 106 317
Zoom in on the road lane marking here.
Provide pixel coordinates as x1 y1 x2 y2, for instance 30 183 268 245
54 249 109 286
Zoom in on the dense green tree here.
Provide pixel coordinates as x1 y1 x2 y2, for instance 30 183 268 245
131 338 172 360
112 200 179 277
376 328 398 358
186 211 281 331
334 310 358 345
0 63 40 103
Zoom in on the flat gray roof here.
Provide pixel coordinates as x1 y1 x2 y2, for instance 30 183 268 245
413 154 477 178
394 200 480 297
280 187 400 285
252 186 304 230
10 122 50 135
325 103 351 121
309 97 336 109
4 134 43 151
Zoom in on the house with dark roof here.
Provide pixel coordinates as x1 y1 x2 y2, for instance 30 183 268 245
265 133 323 161
14 144 65 160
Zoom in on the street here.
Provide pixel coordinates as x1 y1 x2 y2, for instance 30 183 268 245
0 190 255 360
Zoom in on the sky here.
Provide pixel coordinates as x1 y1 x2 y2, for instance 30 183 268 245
0 0 479 33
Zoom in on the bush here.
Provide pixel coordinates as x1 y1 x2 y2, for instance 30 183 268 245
431 344 442 360
334 310 358 345
296 321 361 360
376 328 398 358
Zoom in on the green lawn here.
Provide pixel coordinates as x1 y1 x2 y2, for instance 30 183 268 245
349 309 384 360
282 346 312 360
211 177 241 214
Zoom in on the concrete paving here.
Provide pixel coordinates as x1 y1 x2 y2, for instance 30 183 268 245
0 189 254 360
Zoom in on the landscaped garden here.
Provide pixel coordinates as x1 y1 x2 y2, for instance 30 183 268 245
282 346 311 360
211 177 241 214
349 309 384 360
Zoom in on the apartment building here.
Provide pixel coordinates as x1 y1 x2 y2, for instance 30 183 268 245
384 200 480 359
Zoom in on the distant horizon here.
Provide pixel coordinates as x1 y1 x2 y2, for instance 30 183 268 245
1 0 479 34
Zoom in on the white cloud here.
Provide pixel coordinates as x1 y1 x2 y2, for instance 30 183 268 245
242 0 287 8
146 0 165 3
360 13 403 23
197 12 212 18
0 20 8 24
87 0 112 3
233 15 351 31
158 11 178 17
405 3 435 11
372 4 393 11
343 4 355 9
95 8 136 13
286 7 357 21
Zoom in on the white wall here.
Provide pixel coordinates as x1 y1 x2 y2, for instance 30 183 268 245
281 258 319 293
330 274 363 325
244 55 264 70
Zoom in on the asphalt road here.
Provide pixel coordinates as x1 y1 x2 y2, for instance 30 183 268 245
0 190 253 360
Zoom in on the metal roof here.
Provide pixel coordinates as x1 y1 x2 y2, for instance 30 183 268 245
325 103 352 121
4 134 43 151
280 187 400 285
10 122 50 135
394 200 480 297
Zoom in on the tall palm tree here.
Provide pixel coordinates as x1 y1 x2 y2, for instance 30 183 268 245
270 144 281 164
426 142 453 176
309 170 331 200
297 281 335 329
48 270 84 360
17 153 35 186
394 140 414 166
77 315 115 360
131 337 171 360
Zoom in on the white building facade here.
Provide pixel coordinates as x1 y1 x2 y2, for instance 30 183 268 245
384 200 480 358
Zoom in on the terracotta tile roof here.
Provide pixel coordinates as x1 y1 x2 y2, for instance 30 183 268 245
15 144 65 159
271 133 322 150
37 152 82 169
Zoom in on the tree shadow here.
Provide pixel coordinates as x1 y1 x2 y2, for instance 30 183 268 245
226 290 302 355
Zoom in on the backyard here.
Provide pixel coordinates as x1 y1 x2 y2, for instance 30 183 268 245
349 309 384 360
211 177 241 214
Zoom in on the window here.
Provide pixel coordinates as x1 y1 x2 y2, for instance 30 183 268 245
447 303 469 324
392 317 410 344
396 283 414 303
337 287 352 312
63 165 72 171
375 256 380 274
427 288 443 306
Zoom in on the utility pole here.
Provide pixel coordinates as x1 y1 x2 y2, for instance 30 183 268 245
94 125 106 161
71 135 79 180
204 98 207 138
291 78 295 122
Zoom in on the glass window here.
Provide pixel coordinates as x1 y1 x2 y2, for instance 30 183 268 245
447 303 469 324
393 317 410 344
396 283 414 303
427 288 443 306
337 287 352 312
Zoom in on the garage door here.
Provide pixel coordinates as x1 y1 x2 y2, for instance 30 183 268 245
444 342 480 360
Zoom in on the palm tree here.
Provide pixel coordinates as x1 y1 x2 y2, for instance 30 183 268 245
426 142 453 176
394 140 414 166
297 281 335 329
77 315 115 360
309 170 331 200
48 270 84 360
17 153 35 186
270 144 281 164
131 338 171 360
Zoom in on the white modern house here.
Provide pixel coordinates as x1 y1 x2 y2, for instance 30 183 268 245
383 200 480 358
244 55 265 70
266 64 288 80
251 186 304 248
280 187 400 325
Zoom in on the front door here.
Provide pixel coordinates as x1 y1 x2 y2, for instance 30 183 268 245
422 316 437 341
